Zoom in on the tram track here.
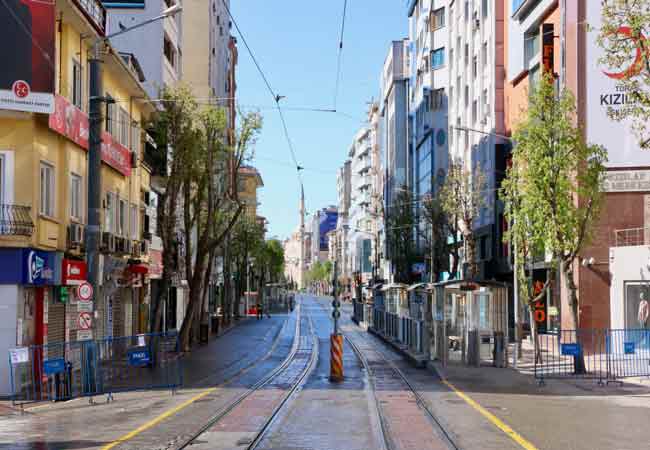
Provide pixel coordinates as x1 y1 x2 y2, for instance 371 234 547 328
176 301 319 450
314 297 460 450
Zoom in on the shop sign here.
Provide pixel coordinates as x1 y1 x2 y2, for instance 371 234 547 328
48 95 89 148
532 280 547 334
601 170 650 192
24 249 57 285
149 249 163 279
101 131 132 177
77 301 93 312
624 342 636 354
62 259 87 285
586 3 650 167
0 0 55 114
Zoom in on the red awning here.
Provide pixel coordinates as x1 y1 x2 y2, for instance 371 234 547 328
128 264 149 275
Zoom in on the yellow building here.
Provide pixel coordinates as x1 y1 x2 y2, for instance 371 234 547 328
237 166 264 219
0 0 155 395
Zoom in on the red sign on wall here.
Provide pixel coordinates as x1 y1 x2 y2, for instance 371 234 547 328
48 95 89 149
62 259 87 286
101 131 132 177
149 249 163 279
48 94 132 177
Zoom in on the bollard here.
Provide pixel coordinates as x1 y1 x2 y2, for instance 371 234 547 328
330 333 344 382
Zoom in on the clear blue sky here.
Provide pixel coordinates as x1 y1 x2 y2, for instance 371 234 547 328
231 1 408 240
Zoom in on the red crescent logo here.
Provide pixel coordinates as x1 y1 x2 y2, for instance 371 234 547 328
603 26 647 80
12 80 30 98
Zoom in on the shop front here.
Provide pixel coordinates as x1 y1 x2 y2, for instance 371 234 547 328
0 248 60 397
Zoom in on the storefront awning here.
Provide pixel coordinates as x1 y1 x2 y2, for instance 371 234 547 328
128 264 149 275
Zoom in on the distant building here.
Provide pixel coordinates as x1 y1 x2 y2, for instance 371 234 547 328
237 166 264 219
310 207 338 267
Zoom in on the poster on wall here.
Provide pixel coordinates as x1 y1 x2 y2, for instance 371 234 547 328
0 0 55 113
586 2 650 167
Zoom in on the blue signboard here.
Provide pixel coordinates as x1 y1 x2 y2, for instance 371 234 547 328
43 358 66 376
624 342 636 355
319 210 338 251
102 0 145 8
128 348 151 367
561 343 582 356
0 248 59 285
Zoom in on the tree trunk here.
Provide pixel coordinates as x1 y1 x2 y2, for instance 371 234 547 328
561 259 586 374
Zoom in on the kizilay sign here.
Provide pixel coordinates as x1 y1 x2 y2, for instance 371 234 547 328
586 3 650 168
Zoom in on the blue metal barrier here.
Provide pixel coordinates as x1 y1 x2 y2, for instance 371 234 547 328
9 332 181 405
535 328 650 385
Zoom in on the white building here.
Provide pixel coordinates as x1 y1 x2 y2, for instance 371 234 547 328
447 0 506 277
348 126 374 284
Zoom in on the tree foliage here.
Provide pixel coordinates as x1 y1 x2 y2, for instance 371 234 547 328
502 74 607 334
420 190 451 282
439 160 486 279
148 85 262 350
305 260 332 285
386 186 417 284
597 0 650 147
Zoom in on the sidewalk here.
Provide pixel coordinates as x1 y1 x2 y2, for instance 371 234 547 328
0 314 289 450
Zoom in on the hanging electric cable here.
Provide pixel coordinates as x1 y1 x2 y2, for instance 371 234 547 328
333 0 348 111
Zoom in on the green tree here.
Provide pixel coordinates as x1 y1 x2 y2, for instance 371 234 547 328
386 186 417 284
420 190 452 282
440 160 486 280
502 74 607 367
597 1 650 147
230 217 265 318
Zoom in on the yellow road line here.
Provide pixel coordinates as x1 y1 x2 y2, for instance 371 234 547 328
101 387 217 450
440 378 538 450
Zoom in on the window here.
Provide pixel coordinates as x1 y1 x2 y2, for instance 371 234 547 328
482 89 488 118
449 86 454 108
40 163 55 217
465 85 469 107
163 35 176 68
524 29 540 68
105 192 115 233
130 204 138 239
431 7 445 30
464 0 469 20
105 93 115 135
472 100 478 124
119 199 127 237
449 48 454 69
431 88 445 110
70 173 82 220
119 108 129 146
431 47 445 69
72 59 83 109
482 0 488 18
473 55 478 77
529 64 541 94
465 43 469 65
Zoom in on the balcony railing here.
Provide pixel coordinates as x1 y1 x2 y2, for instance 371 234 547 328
0 204 34 236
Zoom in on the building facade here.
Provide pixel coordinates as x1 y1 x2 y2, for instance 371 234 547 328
0 0 154 395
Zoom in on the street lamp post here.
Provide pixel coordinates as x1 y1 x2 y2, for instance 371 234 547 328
86 4 182 321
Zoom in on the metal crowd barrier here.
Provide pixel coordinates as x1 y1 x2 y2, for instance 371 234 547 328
535 329 650 385
9 332 182 405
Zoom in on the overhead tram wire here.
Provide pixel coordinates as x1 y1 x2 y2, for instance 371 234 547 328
221 0 304 186
333 0 348 111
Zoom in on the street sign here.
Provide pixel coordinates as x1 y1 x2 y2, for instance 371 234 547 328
9 347 29 364
43 358 66 376
77 301 93 312
128 347 151 367
332 310 341 319
77 330 93 341
77 282 93 301
77 312 92 330
624 342 636 354
561 343 581 356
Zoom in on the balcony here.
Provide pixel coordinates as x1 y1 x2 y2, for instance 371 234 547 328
72 0 107 35
0 204 34 236
614 227 650 247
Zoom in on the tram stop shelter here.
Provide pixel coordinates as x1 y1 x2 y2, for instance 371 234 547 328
430 280 509 368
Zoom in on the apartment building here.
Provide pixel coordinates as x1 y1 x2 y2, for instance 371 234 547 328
407 0 450 269
348 126 374 285
447 0 507 281
237 166 264 219
335 160 352 286
105 0 182 99
0 0 154 395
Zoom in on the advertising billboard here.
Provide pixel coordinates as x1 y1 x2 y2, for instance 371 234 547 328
319 210 338 251
0 0 55 113
586 2 650 168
